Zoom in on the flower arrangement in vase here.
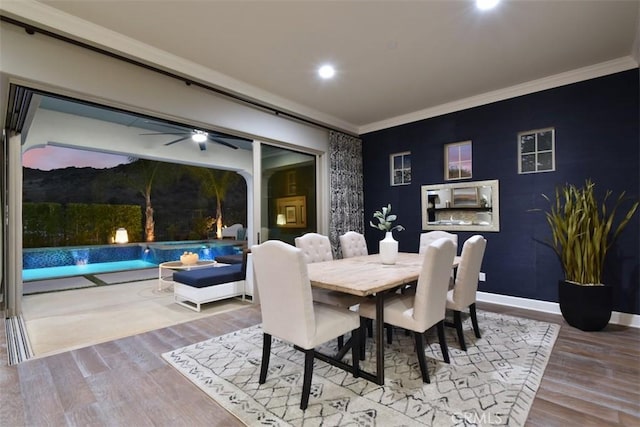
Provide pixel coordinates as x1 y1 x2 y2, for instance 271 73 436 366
370 204 405 264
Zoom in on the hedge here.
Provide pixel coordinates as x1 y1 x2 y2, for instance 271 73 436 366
23 203 142 247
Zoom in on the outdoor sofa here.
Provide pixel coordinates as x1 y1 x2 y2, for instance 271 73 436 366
172 249 248 312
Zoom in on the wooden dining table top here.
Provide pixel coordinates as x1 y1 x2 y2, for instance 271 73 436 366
307 252 460 297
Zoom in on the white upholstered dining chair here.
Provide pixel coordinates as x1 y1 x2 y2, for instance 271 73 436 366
339 231 368 258
446 235 487 351
359 238 456 383
251 240 361 410
419 231 458 290
294 232 334 263
295 232 364 348
418 231 458 255
295 233 362 308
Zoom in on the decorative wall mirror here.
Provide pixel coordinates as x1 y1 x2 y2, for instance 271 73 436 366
421 179 500 232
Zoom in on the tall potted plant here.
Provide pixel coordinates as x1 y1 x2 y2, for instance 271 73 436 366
542 179 638 331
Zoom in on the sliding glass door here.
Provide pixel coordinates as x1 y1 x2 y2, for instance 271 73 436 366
257 143 317 245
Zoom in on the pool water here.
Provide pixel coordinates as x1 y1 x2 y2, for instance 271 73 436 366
23 260 158 281
22 240 241 281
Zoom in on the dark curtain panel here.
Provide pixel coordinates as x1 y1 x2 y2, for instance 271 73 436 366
329 131 364 257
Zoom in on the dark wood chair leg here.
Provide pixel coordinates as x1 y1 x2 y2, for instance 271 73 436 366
351 328 360 378
454 311 467 351
259 333 272 384
367 319 373 338
386 324 393 344
413 331 430 383
436 320 450 364
470 303 481 338
359 317 367 360
337 335 344 349
300 349 315 410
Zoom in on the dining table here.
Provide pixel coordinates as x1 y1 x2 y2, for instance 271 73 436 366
306 251 460 385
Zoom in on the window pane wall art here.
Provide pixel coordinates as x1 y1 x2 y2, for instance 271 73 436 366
444 141 472 180
390 151 411 186
518 127 555 174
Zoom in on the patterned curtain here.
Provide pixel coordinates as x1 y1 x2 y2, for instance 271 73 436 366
329 131 364 257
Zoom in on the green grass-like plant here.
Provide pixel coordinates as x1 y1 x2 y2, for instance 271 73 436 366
542 180 638 285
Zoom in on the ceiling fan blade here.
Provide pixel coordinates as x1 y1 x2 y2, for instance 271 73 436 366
208 136 239 150
198 141 207 151
164 136 191 146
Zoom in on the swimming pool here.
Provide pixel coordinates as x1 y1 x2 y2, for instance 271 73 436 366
23 240 240 281
23 260 158 281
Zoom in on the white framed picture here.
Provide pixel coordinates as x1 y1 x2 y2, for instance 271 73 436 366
518 127 555 174
390 151 411 186
444 140 472 180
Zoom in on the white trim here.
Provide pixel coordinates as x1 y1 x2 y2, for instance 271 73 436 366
633 15 640 64
7 133 23 317
477 291 640 329
360 56 638 134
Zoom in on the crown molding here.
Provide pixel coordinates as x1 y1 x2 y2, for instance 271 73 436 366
359 56 639 135
633 16 640 64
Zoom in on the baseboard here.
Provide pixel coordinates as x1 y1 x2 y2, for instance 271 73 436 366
477 291 640 329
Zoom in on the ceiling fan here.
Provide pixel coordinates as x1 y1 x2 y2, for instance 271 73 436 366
140 129 240 151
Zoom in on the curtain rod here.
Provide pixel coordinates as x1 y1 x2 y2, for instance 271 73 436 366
0 15 359 138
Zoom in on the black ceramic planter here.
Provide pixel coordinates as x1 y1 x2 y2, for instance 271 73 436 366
558 280 613 331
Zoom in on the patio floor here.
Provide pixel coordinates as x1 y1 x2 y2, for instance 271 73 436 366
21 275 252 358
23 268 159 295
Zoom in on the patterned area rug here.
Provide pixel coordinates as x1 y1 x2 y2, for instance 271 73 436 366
162 311 559 426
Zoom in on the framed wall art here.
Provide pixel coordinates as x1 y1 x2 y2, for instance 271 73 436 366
390 151 411 186
444 140 472 180
518 127 555 174
276 195 306 228
452 186 480 207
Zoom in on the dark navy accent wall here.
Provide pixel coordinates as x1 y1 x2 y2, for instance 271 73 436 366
362 69 640 314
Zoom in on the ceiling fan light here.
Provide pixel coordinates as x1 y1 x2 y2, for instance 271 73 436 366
192 132 208 143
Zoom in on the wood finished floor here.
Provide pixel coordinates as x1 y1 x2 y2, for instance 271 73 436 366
1 302 639 426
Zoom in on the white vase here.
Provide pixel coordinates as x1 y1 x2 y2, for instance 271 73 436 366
379 231 398 265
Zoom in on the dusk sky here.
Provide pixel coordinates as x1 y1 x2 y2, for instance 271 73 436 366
23 146 132 170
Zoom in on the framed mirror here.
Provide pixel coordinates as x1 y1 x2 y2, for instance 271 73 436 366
421 179 500 232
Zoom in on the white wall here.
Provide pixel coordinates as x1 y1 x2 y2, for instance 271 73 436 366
0 21 329 154
24 108 254 172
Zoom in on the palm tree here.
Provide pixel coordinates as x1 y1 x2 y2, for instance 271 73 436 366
187 167 240 238
119 159 178 242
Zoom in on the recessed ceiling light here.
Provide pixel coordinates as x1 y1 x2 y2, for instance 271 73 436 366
476 0 500 10
318 64 335 79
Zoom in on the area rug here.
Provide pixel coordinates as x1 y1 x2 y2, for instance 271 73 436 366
162 311 559 426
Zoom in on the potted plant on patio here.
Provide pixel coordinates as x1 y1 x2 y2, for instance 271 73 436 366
541 179 638 331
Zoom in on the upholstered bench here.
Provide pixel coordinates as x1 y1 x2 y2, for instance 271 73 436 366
173 251 248 312
214 254 244 265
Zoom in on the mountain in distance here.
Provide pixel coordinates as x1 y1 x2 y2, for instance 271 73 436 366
22 163 247 241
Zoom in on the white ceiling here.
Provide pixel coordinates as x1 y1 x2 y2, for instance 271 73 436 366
3 0 639 135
